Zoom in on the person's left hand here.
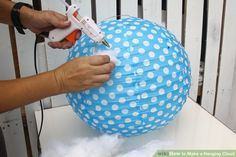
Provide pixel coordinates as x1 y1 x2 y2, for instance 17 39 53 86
20 6 81 49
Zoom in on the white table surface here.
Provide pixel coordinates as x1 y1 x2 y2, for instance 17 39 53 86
35 98 236 153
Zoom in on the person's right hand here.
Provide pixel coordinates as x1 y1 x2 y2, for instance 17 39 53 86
53 55 115 93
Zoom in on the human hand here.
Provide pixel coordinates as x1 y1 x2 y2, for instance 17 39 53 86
20 6 80 49
53 55 115 93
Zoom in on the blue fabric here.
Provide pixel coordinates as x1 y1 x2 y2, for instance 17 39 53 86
66 17 191 137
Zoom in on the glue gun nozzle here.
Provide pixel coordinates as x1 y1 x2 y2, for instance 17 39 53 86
102 40 111 48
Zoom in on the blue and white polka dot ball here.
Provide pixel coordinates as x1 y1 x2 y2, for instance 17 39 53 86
66 17 191 137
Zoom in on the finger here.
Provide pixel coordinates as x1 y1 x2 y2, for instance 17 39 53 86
89 55 111 65
47 11 70 29
48 41 73 49
53 11 68 21
92 74 111 83
94 62 115 74
76 31 82 39
48 42 62 49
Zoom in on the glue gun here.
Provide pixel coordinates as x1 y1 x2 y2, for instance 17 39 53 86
44 0 110 48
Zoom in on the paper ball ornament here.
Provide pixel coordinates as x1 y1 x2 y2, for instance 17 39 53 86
66 17 191 137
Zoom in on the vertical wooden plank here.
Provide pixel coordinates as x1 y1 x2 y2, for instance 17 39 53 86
201 0 224 114
167 0 182 42
71 0 92 17
96 0 116 23
0 24 28 157
120 0 138 17
143 0 162 24
215 0 236 121
184 0 204 101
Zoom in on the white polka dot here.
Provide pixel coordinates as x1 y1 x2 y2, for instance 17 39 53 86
158 38 163 43
135 120 142 125
112 104 119 111
141 92 148 99
129 101 137 107
157 111 163 116
83 48 88 53
132 56 139 63
157 76 163 83
126 31 133 36
159 100 165 106
98 116 104 120
168 59 174 66
141 104 149 110
134 22 140 25
115 115 121 120
159 55 165 62
92 94 99 100
153 63 160 70
151 29 157 34
107 80 113 86
137 68 144 75
110 21 116 25
138 48 145 54
122 109 129 114
132 39 139 44
149 51 155 58
115 72 122 79
130 26 136 30
114 38 121 43
98 87 105 94
108 120 115 125
118 124 125 128
167 42 172 47
127 90 135 96
173 84 178 90
114 48 121 54
117 84 123 92
172 52 177 58
109 92 116 99
108 27 115 31
163 67 169 74
124 64 131 71
115 29 122 34
163 48 169 54
139 81 146 87
132 112 139 116
141 27 148 31
102 124 108 128
125 77 133 84
150 84 157 91
151 107 157 113
137 32 143 37
101 99 108 106
119 97 126 103
142 114 148 118
176 64 181 70
95 105 102 111
172 72 177 78
105 111 111 116
166 80 172 87
107 34 113 39
167 92 172 99
159 88 165 95
166 103 172 109
151 97 157 103
143 41 150 46
125 118 132 123
123 52 130 59
123 41 130 47
147 72 154 79
143 59 150 66
154 44 160 50
148 34 154 39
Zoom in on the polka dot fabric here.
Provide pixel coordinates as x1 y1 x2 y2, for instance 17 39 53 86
66 17 191 137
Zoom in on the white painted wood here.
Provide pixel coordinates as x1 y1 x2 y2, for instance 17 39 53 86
72 0 92 17
201 0 224 114
143 0 162 24
120 0 138 17
184 0 204 101
215 0 236 122
96 0 116 23
167 0 182 42
0 24 28 157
